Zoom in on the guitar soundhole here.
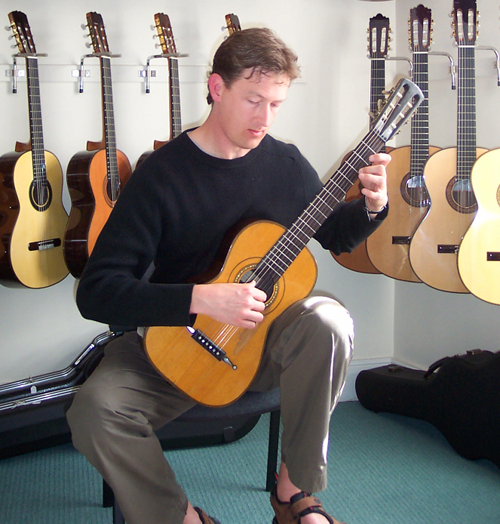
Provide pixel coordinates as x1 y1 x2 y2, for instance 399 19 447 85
446 178 477 214
103 177 121 207
236 265 279 305
29 180 52 211
400 173 430 207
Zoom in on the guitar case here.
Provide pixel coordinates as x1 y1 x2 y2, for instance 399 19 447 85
355 349 500 468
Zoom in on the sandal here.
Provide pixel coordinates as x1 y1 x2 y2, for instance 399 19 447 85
270 486 346 524
194 506 222 524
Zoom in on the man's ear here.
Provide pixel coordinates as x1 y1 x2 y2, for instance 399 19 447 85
208 73 224 103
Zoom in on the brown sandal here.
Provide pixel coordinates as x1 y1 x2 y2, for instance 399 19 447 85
270 486 346 524
194 506 222 524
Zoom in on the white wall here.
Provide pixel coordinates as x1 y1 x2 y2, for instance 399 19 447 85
0 0 498 385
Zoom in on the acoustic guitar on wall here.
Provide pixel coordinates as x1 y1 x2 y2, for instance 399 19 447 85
409 0 487 293
64 12 132 279
136 13 183 167
0 11 69 289
144 78 424 407
366 4 440 283
332 13 391 275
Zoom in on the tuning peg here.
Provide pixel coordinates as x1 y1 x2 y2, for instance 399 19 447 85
150 24 156 31
5 25 12 31
85 42 92 48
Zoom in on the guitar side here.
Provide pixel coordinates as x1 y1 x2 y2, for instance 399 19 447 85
0 150 69 288
64 148 132 278
409 147 487 293
458 149 500 304
366 145 440 282
144 220 318 407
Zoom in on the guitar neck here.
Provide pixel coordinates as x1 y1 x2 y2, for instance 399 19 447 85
100 55 120 200
169 57 182 140
254 129 385 288
457 45 477 179
25 56 46 182
370 59 386 124
410 51 430 176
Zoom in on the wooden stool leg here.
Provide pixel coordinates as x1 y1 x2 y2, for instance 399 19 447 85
266 410 281 491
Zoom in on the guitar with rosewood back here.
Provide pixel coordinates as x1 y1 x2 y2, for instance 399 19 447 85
332 14 391 275
136 13 182 167
144 79 423 407
64 12 132 278
0 11 69 289
409 0 487 293
366 5 440 283
457 149 500 304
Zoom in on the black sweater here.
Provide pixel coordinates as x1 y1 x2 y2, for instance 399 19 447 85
77 131 384 328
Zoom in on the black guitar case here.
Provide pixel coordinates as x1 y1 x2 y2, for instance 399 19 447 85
355 349 500 468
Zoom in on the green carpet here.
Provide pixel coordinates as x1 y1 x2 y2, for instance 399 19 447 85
0 401 498 523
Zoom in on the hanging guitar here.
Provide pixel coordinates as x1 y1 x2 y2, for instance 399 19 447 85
136 13 183 167
332 13 391 275
366 4 440 283
144 78 424 407
64 12 132 279
409 0 487 293
0 11 69 289
225 13 241 34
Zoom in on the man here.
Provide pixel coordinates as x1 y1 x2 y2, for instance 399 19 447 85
67 27 390 524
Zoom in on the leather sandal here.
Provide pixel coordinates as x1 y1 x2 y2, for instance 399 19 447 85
194 506 222 524
270 486 346 524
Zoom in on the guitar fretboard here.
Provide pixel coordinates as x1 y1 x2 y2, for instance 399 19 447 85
457 45 476 180
370 59 386 124
410 51 430 177
101 56 120 201
169 57 182 139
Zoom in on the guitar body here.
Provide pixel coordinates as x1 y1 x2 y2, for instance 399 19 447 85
64 148 132 278
0 150 68 288
144 220 318 407
409 147 487 293
458 149 500 304
366 145 440 282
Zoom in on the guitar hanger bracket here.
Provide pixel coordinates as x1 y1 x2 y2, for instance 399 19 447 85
74 53 122 93
385 56 413 75
6 56 25 94
141 52 189 94
428 52 457 90
475 46 500 86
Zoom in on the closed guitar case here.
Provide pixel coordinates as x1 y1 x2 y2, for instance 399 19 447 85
355 349 500 468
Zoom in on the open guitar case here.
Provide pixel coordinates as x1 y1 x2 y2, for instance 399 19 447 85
355 349 500 468
0 330 260 460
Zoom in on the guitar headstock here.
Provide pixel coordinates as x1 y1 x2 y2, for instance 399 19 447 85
86 12 110 54
154 13 177 55
372 78 424 142
367 13 390 59
452 0 478 46
409 5 433 52
8 11 36 54
225 13 241 35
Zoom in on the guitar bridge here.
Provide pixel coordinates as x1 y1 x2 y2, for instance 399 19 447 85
437 244 459 254
487 252 500 261
186 327 237 369
28 238 62 251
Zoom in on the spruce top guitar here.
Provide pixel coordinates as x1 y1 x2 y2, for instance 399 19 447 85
332 13 391 275
409 0 486 293
144 78 424 407
64 12 132 278
366 4 439 283
0 11 69 289
137 13 182 167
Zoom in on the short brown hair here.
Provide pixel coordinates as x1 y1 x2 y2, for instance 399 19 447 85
207 27 300 104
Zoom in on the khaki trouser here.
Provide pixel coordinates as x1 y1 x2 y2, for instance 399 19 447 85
67 295 354 524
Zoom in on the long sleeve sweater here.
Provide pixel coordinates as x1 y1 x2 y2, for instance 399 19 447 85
76 131 385 328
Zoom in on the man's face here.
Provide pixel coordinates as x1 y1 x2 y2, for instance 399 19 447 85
212 69 290 158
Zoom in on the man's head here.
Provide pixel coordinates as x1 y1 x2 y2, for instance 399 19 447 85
207 27 300 105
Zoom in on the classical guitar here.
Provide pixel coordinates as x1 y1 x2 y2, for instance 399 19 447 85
144 78 424 407
64 12 132 278
457 149 500 304
366 4 440 283
225 13 241 34
136 13 182 166
0 11 69 289
409 0 487 293
332 13 391 275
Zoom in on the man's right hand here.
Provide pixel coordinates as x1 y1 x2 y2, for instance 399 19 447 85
190 281 267 329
